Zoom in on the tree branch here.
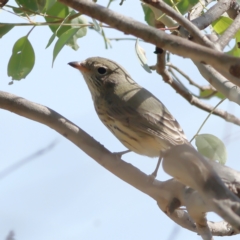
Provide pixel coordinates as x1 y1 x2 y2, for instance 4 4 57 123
143 0 216 48
1 90 240 236
191 0 232 30
145 0 240 107
154 56 240 126
58 0 240 82
163 144 240 233
217 12 240 50
227 1 240 20
194 62 240 104
189 0 215 21
166 62 213 91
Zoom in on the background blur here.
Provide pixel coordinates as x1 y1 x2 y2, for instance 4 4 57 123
1 1 240 239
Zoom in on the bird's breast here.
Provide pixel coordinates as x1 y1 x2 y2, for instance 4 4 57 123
93 100 169 158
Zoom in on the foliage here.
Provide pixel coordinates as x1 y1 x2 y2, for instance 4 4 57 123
1 0 238 173
1 0 88 80
195 134 227 164
1 0 238 80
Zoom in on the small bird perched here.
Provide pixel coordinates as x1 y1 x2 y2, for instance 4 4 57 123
69 57 188 176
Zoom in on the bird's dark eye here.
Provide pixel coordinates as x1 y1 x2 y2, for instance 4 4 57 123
97 67 107 75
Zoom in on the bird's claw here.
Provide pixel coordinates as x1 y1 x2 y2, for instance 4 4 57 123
113 150 131 159
148 172 157 183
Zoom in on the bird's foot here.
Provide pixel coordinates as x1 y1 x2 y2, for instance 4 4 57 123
148 172 157 183
113 150 131 159
148 155 162 182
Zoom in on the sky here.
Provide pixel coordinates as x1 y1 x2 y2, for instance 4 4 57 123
1 1 240 240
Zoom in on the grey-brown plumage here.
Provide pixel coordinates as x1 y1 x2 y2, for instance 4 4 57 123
69 57 188 157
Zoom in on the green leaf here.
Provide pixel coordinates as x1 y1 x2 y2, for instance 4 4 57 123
12 6 29 16
8 36 35 80
67 15 88 50
212 16 240 57
92 18 101 33
142 0 198 27
212 16 233 35
227 34 240 57
135 38 152 73
195 134 227 165
52 27 79 66
161 0 199 15
45 2 70 34
0 25 14 38
212 17 232 35
15 0 46 13
46 2 88 50
141 4 155 27
46 33 56 49
175 0 199 15
43 0 56 12
45 12 71 49
227 42 240 57
199 89 225 99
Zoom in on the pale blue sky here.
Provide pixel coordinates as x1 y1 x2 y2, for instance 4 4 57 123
1 1 240 240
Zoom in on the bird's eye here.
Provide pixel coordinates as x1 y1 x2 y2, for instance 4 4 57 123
97 67 107 75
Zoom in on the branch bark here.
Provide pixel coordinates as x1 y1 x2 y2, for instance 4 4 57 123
143 0 216 48
144 0 240 107
217 12 240 50
1 90 240 237
58 0 240 82
153 52 240 126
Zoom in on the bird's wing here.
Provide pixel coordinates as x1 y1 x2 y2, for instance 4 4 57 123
105 91 187 146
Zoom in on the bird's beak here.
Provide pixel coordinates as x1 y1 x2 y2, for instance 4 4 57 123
68 61 88 72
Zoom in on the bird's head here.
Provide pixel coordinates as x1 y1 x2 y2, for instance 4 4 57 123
69 57 135 98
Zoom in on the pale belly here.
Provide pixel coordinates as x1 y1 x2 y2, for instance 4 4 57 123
103 119 169 158
94 100 170 157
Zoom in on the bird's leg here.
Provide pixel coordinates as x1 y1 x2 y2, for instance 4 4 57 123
113 150 131 159
149 155 162 180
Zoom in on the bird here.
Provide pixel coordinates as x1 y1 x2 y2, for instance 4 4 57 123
68 57 188 177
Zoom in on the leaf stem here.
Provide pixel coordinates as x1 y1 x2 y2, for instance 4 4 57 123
26 26 35 37
190 98 226 143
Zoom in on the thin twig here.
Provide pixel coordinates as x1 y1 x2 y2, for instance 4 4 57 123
190 98 226 143
106 0 114 8
155 59 240 126
1 7 29 21
26 25 35 37
198 91 218 99
168 67 217 100
0 22 93 27
5 4 64 20
0 139 58 180
166 62 210 91
189 0 215 20
143 0 215 48
108 37 138 41
191 0 231 30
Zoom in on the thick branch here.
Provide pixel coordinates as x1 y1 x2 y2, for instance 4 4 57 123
194 62 240 104
1 90 240 236
140 0 240 106
191 0 232 30
166 62 211 91
163 144 240 232
227 1 240 20
143 0 215 48
58 0 240 82
154 56 240 126
189 0 215 20
217 12 240 50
